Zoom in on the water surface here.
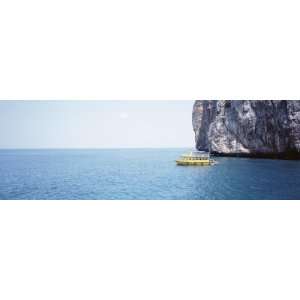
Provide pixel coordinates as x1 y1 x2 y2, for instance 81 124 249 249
0 149 299 199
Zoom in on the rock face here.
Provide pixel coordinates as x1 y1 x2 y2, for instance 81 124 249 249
192 100 300 159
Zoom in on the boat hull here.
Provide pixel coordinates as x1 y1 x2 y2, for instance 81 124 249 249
176 160 214 166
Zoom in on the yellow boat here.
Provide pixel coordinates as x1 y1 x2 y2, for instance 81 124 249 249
176 150 215 166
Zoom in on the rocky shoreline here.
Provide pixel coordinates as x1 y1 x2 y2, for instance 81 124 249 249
192 100 300 159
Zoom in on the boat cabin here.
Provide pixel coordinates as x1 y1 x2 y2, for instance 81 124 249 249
180 151 210 160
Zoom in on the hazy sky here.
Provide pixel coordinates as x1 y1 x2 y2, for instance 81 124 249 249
0 101 195 148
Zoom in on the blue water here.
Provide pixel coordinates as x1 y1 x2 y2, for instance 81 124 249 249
0 149 300 200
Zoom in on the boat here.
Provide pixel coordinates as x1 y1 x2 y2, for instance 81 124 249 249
176 150 215 166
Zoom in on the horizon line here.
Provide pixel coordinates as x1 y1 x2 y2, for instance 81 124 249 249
0 146 196 150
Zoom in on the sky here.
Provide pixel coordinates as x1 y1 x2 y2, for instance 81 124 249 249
0 101 195 149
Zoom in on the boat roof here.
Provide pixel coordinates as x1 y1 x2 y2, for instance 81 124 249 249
191 150 208 154
182 150 210 157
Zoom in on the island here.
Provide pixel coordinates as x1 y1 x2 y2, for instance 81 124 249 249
192 100 300 159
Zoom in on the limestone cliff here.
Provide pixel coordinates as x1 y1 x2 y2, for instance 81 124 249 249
192 100 300 159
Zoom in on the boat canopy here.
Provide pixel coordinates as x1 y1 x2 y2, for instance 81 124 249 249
183 150 210 158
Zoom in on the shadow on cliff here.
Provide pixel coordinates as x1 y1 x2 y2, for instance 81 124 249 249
211 149 300 160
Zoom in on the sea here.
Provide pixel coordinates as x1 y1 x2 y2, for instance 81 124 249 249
0 148 300 200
